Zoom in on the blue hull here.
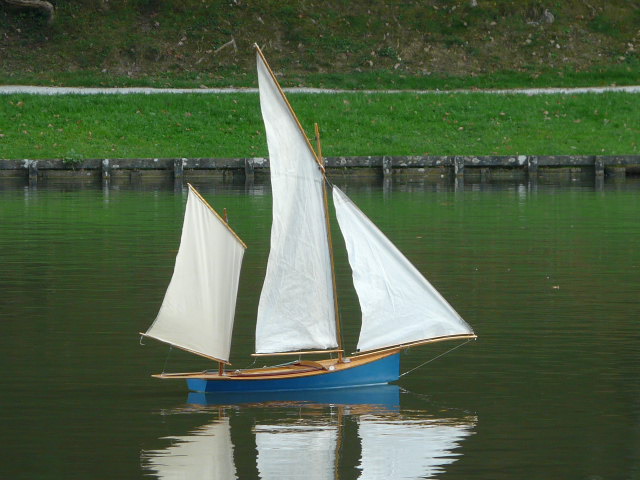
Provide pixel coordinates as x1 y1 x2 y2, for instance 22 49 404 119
187 384 401 408
187 353 400 393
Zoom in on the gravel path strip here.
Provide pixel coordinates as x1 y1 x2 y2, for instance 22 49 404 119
1 85 639 95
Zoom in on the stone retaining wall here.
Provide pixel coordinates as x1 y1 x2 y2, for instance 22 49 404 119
1 155 638 185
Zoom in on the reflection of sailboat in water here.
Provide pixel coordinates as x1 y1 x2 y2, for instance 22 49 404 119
254 416 475 480
142 418 236 479
142 387 476 480
255 424 339 480
357 416 475 479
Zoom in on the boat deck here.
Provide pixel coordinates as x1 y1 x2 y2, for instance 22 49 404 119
152 351 397 381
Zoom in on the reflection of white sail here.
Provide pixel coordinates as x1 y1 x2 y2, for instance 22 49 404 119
357 415 475 480
143 418 237 480
255 425 338 480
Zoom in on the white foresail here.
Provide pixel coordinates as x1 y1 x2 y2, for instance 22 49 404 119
144 185 246 363
254 50 337 353
332 187 474 353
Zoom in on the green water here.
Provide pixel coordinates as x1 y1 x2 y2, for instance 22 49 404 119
1 179 638 479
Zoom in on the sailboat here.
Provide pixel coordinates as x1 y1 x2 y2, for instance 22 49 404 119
141 46 476 393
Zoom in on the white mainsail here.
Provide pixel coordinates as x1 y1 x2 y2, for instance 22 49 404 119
357 416 475 479
142 418 237 479
255 49 338 353
144 185 246 363
332 186 474 353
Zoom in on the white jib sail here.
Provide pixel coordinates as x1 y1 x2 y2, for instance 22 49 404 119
144 186 246 363
332 187 474 353
254 50 337 353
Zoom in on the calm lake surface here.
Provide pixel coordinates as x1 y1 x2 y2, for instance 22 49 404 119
1 177 639 479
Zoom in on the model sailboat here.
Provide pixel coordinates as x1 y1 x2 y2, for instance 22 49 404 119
141 46 476 393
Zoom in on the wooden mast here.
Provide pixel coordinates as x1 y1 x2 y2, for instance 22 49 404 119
314 123 323 160
221 206 229 376
254 44 344 359
316 123 344 362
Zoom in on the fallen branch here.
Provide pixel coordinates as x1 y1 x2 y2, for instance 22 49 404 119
214 37 237 55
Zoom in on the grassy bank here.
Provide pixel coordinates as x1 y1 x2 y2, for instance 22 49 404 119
0 92 638 160
2 63 640 91
1 1 639 89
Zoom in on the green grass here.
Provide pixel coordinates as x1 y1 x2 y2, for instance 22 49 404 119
0 92 638 160
1 61 639 90
2 0 639 91
294 64 640 91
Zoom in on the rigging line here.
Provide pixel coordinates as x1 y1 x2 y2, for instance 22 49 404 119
398 387 478 417
161 345 173 375
243 357 258 370
399 339 473 378
273 360 298 367
398 386 434 404
324 175 335 189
